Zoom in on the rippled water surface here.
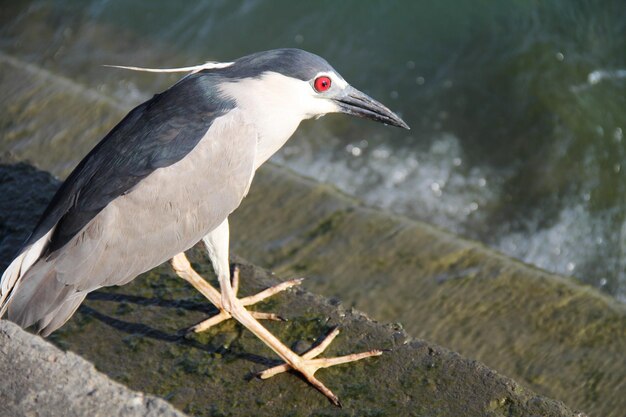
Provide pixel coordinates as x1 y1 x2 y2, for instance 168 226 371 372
1 0 624 299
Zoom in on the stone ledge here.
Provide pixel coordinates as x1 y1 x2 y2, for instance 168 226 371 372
0 161 580 417
0 319 189 417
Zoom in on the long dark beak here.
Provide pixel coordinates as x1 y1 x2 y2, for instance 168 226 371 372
335 85 410 130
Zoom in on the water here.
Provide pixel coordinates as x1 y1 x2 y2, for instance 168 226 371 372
0 0 624 299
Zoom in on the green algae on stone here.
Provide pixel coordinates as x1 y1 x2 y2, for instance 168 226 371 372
231 163 626 417
43 259 581 417
0 157 583 416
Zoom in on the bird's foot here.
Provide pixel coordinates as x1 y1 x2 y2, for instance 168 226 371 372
257 327 382 406
171 253 380 406
181 264 302 334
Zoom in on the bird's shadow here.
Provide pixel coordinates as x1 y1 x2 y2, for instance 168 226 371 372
77 290 283 370
86 290 217 315
77 298 341 391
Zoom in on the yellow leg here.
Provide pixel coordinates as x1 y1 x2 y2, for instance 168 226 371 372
170 253 382 406
170 256 302 333
256 327 380 379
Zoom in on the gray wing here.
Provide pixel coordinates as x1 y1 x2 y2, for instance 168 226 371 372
5 107 258 336
26 72 235 255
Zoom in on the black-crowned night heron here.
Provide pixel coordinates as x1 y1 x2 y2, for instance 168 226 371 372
0 48 408 405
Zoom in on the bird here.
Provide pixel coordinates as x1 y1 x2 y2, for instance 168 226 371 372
0 48 409 406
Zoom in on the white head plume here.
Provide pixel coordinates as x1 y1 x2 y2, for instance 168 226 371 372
103 61 233 74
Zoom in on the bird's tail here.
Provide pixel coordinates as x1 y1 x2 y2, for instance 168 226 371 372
1 226 87 335
0 251 28 316
0 228 55 319
1 254 83 336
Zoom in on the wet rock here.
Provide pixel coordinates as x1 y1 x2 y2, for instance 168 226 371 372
0 319 188 417
0 158 59 268
0 158 579 416
233 165 626 417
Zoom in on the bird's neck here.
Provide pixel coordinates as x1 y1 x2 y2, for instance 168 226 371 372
218 75 309 170
252 117 301 170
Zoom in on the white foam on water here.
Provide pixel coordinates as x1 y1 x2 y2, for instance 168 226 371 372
275 131 504 236
496 204 625 297
274 128 625 300
571 68 626 92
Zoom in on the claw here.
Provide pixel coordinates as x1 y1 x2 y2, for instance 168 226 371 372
251 311 286 321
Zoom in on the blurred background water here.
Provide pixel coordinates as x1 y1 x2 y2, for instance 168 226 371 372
1 0 624 300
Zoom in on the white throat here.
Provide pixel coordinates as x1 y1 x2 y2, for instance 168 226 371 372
218 72 338 169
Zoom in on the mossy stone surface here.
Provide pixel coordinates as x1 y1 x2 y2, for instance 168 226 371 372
0 160 579 416
0 319 189 417
231 165 626 417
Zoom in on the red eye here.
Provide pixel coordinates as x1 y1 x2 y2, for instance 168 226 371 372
314 76 332 92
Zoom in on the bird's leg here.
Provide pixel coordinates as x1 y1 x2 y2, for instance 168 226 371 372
217 262 381 406
186 219 382 406
170 255 302 333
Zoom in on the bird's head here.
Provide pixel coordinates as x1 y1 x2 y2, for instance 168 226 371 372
106 48 409 152
213 49 410 130
108 49 408 130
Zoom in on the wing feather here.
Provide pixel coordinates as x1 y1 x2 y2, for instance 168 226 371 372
28 72 234 256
